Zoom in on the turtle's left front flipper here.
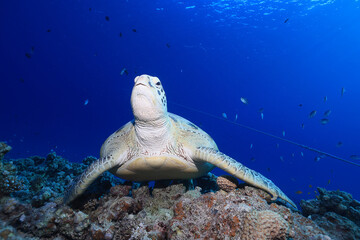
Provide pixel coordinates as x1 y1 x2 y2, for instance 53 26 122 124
193 147 297 209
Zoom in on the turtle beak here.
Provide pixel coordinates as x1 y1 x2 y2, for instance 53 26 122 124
134 75 153 88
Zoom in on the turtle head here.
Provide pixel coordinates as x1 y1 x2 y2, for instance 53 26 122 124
131 75 167 122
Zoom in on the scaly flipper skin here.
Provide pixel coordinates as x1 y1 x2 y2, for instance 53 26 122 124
63 155 122 204
193 147 297 209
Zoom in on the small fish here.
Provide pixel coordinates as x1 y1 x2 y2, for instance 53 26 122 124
309 110 317 118
300 152 304 157
280 156 284 162
336 141 343 147
295 190 303 194
166 43 171 48
185 5 196 9
301 123 305 129
267 168 270 172
47 29 51 32
84 99 89 105
298 104 303 107
119 32 123 37
132 29 137 32
284 18 289 23
25 53 32 59
240 97 249 104
120 68 128 76
314 155 325 162
250 157 256 162
309 184 312 188
89 8 92 11
350 155 360 160
105 16 110 21
222 113 227 119
292 153 295 157
260 112 264 120
276 143 280 148
324 96 327 102
328 179 331 185
341 87 346 96
320 118 329 125
250 144 253 149
235 114 238 121
324 110 332 117
258 108 264 113
282 130 285 136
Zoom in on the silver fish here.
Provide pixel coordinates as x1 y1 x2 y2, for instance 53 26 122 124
84 99 89 105
240 97 249 104
222 113 227 119
320 118 329 125
324 96 327 102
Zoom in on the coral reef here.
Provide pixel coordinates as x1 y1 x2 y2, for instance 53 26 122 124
1 148 359 239
0 142 12 161
301 187 360 240
216 175 238 192
0 143 23 197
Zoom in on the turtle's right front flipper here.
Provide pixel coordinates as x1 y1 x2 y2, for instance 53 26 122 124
63 155 122 204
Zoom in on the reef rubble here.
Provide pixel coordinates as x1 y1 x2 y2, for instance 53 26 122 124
0 142 358 239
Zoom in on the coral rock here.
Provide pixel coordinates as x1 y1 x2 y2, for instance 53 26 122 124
216 175 238 192
0 142 12 161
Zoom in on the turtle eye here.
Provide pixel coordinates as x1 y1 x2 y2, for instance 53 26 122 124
156 82 161 86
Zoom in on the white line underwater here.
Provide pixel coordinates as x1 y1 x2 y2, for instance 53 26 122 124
169 101 360 168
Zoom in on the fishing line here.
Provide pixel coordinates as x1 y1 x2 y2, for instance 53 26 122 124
169 101 360 168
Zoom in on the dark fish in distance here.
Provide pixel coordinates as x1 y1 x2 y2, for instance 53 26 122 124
284 18 289 23
47 29 51 32
301 123 305 129
350 155 360 160
119 32 123 37
295 190 303 194
336 141 343 147
120 68 128 76
298 104 303 107
166 43 170 48
341 87 345 96
25 53 32 59
105 16 110 21
309 110 317 118
324 110 331 117
89 8 92 11
320 118 329 125
132 29 137 32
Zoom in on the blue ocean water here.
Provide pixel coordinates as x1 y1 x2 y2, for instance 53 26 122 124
1 0 360 207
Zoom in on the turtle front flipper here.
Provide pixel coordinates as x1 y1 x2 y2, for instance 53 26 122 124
63 155 122 204
193 147 297 209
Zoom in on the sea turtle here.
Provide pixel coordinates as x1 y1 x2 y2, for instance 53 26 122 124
64 74 296 208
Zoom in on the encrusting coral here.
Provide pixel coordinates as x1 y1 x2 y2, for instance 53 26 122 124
0 143 23 197
0 146 358 239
